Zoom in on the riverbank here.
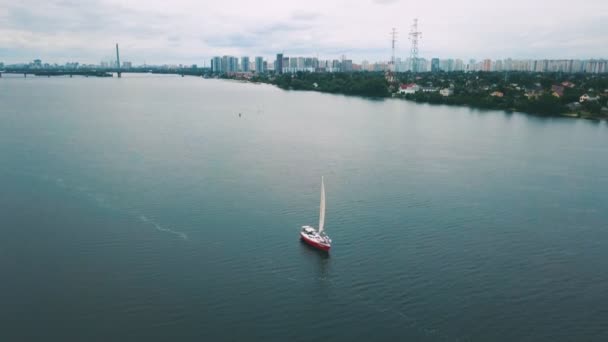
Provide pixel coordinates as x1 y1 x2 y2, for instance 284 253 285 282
240 71 608 120
396 92 607 120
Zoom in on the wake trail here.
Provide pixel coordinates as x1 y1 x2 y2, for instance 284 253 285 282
139 215 188 240
41 174 188 240
352 292 456 342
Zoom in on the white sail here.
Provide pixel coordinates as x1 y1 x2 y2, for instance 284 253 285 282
318 176 326 234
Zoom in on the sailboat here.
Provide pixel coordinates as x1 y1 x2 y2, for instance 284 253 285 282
300 176 332 251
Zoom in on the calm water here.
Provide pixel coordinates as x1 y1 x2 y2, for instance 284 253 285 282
1 74 607 341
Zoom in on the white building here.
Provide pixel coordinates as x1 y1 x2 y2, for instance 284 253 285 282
398 83 420 94
440 88 454 96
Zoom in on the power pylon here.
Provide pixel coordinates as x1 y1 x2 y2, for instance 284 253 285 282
409 19 422 73
390 28 397 71
386 28 398 84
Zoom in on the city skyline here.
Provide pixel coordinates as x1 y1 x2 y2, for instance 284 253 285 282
1 0 607 64
8 56 607 75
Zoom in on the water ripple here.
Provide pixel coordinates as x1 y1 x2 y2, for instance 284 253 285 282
40 174 189 240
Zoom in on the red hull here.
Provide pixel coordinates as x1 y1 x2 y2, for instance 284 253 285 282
300 234 331 251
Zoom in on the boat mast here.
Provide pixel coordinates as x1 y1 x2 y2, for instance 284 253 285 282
318 176 325 233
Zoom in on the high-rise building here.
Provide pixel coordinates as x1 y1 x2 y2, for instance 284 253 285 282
331 60 341 72
342 60 353 72
230 57 239 72
571 60 584 73
566 60 574 73
287 57 296 72
241 56 250 72
221 56 228 72
482 59 492 72
220 56 238 73
255 57 264 73
431 58 440 72
361 60 370 71
504 58 513 71
297 57 305 70
304 57 314 70
212 56 222 73
585 59 607 73
373 62 388 72
418 58 429 72
446 59 454 72
395 58 408 72
454 59 464 72
467 59 476 72
494 60 503 72
598 60 607 73
283 57 289 72
275 53 283 74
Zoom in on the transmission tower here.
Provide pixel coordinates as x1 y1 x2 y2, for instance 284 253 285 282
385 28 398 84
390 28 397 71
408 19 422 73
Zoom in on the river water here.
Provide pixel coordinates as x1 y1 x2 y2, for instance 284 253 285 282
1 74 607 341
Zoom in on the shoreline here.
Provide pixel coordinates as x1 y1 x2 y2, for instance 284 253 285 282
238 77 607 121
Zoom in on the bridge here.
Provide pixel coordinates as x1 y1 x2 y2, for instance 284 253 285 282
0 68 213 78
0 44 216 78
0 43 123 78
0 43 214 78
1 69 114 77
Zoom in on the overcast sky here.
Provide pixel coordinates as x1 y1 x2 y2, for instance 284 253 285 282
1 0 607 64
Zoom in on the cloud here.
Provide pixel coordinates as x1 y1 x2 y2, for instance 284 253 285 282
372 0 399 4
254 22 315 36
290 11 321 21
205 34 260 49
0 0 606 64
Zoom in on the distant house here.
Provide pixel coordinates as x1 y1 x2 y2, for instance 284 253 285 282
561 81 575 88
398 83 420 94
551 85 564 98
420 86 439 93
580 94 599 102
525 86 543 99
440 88 454 97
227 72 253 80
490 91 504 97
567 102 581 111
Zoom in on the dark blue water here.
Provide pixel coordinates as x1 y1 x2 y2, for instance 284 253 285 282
1 74 607 341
